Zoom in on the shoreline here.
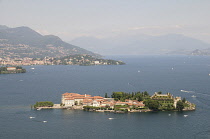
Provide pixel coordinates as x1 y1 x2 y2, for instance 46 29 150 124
35 104 195 113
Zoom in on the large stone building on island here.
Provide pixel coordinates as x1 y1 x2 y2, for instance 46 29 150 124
61 92 145 109
151 92 181 108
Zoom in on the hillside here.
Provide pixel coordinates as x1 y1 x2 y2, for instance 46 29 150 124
0 26 99 58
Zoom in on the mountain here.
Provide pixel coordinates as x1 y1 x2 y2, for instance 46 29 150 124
70 34 210 55
0 26 99 58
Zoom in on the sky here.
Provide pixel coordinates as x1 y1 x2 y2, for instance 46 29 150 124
1 0 210 43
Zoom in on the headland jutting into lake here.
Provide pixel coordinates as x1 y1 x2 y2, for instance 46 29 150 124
34 91 195 113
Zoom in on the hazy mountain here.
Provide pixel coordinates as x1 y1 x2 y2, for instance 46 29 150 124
70 34 210 55
0 26 98 58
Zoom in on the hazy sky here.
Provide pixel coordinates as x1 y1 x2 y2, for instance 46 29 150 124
1 0 210 43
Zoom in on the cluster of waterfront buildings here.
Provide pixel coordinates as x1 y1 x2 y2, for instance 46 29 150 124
0 55 123 66
61 93 145 109
61 92 185 109
0 57 47 66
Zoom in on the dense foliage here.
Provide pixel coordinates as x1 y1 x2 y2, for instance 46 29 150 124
34 101 54 108
176 101 185 111
143 99 160 111
111 91 150 101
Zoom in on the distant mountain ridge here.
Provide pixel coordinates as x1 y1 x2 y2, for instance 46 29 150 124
70 34 210 55
0 25 99 58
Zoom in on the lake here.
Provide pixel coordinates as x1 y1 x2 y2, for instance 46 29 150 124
0 55 210 139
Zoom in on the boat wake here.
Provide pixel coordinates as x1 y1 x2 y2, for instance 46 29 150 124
180 90 195 93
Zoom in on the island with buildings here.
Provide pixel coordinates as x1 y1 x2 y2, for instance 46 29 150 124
0 66 26 74
34 91 195 112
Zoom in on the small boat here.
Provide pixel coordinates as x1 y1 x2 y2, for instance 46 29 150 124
184 115 188 117
37 108 42 110
31 68 35 69
108 118 114 120
43 121 47 123
168 114 171 116
29 117 35 119
191 95 196 98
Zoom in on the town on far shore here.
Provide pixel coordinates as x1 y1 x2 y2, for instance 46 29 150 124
0 54 125 66
34 91 196 113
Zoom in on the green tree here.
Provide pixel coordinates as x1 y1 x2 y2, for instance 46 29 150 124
182 98 186 103
144 99 159 111
105 93 108 98
120 97 125 102
143 91 149 96
34 101 54 108
16 66 22 69
111 92 124 100
176 101 184 111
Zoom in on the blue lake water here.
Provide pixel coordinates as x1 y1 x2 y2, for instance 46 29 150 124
0 55 210 139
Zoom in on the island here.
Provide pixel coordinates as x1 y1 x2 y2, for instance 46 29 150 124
0 66 26 74
34 91 195 112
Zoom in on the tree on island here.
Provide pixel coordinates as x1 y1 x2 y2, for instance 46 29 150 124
144 99 160 111
157 91 162 94
111 91 150 102
34 101 54 108
182 98 186 103
176 101 185 111
143 91 149 96
105 93 108 98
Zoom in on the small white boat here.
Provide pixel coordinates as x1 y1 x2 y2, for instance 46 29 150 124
184 115 188 117
37 108 42 110
168 114 171 116
29 117 35 119
31 68 35 69
43 121 47 123
108 118 114 120
191 95 196 98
